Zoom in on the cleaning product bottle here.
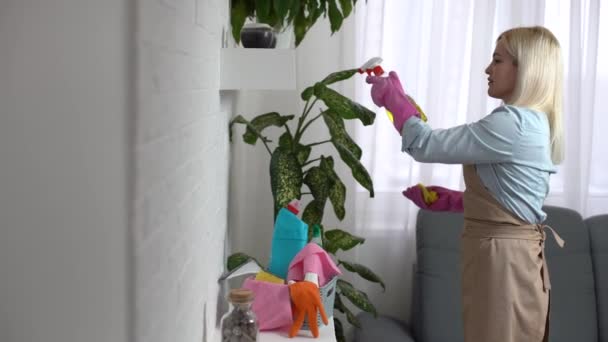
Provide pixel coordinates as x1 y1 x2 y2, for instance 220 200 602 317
268 200 308 279
310 224 323 247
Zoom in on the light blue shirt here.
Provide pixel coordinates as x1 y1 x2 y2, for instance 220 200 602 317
401 105 556 223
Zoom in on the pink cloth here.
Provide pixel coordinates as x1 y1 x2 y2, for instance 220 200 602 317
287 243 342 287
242 277 292 331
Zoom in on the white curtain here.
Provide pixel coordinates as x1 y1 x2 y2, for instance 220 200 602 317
349 0 608 322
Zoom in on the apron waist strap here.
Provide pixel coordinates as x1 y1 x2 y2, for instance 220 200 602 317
463 221 565 291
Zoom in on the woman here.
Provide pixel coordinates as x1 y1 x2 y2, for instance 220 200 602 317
366 26 565 342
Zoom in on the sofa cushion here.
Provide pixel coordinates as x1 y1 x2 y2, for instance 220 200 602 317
413 210 464 342
586 214 608 342
541 206 598 342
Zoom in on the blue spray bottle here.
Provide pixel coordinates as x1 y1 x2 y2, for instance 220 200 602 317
268 200 308 279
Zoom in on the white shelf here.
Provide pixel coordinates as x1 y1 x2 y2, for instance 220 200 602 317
220 48 297 90
259 319 337 342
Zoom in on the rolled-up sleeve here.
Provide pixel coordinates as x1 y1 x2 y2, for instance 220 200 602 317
401 107 523 164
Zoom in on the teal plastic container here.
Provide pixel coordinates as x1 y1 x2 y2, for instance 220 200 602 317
268 204 308 279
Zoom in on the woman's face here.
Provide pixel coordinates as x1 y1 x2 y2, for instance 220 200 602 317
485 39 518 102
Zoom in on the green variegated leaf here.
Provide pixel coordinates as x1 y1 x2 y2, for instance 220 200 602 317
337 279 377 317
322 110 362 159
320 157 345 220
227 252 254 271
335 292 360 328
327 0 343 33
338 260 386 291
295 144 311 165
320 69 358 86
229 115 272 146
301 199 325 227
334 292 346 313
332 141 374 197
334 318 346 342
339 0 352 17
303 166 331 200
314 83 375 125
301 86 314 101
243 112 294 145
270 148 303 216
324 229 364 254
279 131 293 150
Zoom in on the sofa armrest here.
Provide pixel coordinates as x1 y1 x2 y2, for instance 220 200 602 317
353 312 416 342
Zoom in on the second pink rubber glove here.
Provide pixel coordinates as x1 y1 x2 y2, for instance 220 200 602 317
366 71 420 134
403 184 464 213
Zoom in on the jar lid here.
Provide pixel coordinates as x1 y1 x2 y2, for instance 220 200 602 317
228 288 254 303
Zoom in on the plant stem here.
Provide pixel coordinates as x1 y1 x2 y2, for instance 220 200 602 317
295 98 319 143
241 122 273 156
303 157 322 167
305 140 332 148
300 110 326 135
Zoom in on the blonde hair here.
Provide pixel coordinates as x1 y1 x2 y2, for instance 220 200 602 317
499 26 564 164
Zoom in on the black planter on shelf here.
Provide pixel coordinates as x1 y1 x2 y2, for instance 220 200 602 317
240 23 276 48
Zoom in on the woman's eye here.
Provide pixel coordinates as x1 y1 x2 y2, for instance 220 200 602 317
494 59 502 64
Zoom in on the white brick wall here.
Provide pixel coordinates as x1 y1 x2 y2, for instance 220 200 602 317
134 0 228 341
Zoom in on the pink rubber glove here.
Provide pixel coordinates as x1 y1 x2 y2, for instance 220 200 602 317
366 71 420 133
403 184 464 212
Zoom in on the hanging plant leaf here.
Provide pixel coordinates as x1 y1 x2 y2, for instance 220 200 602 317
334 318 346 342
313 0 326 22
324 229 365 254
320 69 358 86
227 252 254 271
320 157 346 220
327 0 344 33
294 6 308 46
243 112 294 145
338 0 353 17
270 148 303 216
302 199 325 227
255 0 272 22
287 0 301 24
322 110 362 159
314 83 375 125
273 0 293 26
338 260 386 291
337 279 377 317
230 0 250 44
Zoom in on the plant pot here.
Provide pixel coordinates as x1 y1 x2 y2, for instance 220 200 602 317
240 23 276 49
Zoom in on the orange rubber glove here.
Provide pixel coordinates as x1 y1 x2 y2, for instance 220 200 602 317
288 281 328 338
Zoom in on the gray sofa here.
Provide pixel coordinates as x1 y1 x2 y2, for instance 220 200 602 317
354 206 608 342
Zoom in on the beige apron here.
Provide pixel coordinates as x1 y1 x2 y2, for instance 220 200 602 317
461 165 564 342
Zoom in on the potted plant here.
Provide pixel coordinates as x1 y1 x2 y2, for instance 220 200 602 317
228 68 384 341
231 0 365 47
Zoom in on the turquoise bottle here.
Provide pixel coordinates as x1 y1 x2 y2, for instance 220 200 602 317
268 200 308 279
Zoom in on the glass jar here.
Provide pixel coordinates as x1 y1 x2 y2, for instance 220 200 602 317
220 288 259 342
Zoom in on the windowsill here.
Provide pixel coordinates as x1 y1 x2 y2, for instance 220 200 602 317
259 319 337 342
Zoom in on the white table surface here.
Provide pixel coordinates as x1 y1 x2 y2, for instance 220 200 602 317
258 319 337 342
